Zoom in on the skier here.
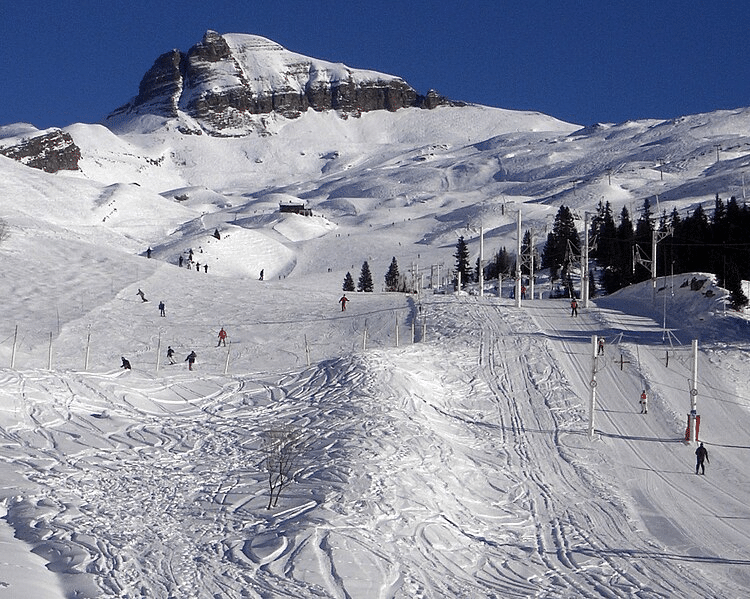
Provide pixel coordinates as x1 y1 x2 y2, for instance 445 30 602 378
640 390 648 414
695 442 709 475
597 337 605 355
521 285 526 300
137 289 148 302
185 350 197 371
339 295 349 311
167 346 176 365
179 255 184 268
570 298 578 317
158 301 166 317
204 264 208 273
121 357 131 370
259 269 264 281
146 247 152 259
217 327 227 347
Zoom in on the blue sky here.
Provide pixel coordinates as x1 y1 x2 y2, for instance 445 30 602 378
2 1 749 129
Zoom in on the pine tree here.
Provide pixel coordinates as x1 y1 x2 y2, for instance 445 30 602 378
521 230 533 275
384 257 400 291
542 205 580 283
342 272 355 292
357 261 374 292
726 262 748 310
485 247 510 280
454 236 471 288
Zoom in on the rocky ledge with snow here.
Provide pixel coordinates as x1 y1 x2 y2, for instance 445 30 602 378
0 127 81 173
106 30 461 136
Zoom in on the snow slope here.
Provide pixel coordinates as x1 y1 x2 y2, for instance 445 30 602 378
0 101 750 597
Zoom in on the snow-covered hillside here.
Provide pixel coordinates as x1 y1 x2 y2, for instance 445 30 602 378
1 99 750 598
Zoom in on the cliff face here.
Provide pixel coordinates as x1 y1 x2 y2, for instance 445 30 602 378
0 129 81 173
107 31 459 136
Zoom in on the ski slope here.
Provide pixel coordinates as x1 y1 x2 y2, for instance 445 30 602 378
1 273 749 598
3 93 750 598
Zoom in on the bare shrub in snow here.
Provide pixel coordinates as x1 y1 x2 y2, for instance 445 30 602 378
261 427 311 509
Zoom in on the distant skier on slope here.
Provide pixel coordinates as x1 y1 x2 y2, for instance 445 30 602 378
158 301 166 317
137 289 148 302
217 327 227 347
121 357 131 370
570 298 578 317
640 390 648 414
339 295 349 311
695 442 709 475
598 337 605 355
167 346 176 365
185 350 197 371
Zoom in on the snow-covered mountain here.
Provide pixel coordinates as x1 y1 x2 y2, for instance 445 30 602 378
1 33 750 598
105 31 457 137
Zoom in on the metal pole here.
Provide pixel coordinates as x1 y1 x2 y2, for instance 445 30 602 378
395 316 399 347
47 332 53 370
11 325 18 369
651 228 658 304
515 209 522 308
305 335 311 366
223 342 231 374
583 212 590 308
529 229 535 301
84 328 91 371
689 339 698 442
479 224 484 297
588 335 598 439
156 333 162 371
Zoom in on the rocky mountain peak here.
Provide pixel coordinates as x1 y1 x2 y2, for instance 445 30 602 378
107 31 460 136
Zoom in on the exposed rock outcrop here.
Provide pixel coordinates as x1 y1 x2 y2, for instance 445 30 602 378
0 129 81 172
107 31 462 136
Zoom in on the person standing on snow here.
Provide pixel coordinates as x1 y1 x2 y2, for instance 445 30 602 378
695 442 709 475
217 327 228 347
598 337 605 355
185 351 197 371
158 301 166 317
339 295 349 311
167 346 176 365
640 390 648 414
570 298 578 317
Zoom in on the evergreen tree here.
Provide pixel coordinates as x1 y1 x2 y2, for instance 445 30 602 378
603 206 634 294
485 247 511 280
342 272 355 292
454 236 471 288
384 257 400 291
633 199 654 283
726 262 748 310
357 261 374 292
597 201 618 269
521 230 533 276
542 205 580 284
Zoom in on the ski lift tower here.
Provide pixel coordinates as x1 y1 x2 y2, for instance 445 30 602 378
633 222 673 304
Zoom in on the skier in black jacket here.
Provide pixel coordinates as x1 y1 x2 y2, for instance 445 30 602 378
695 442 709 474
